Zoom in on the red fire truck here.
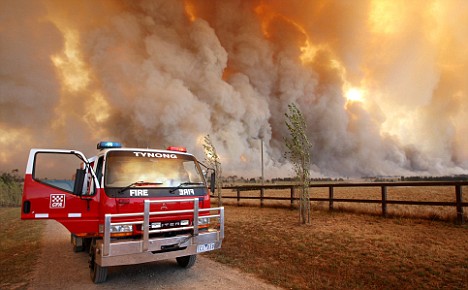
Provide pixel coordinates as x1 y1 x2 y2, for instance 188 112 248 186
21 141 224 283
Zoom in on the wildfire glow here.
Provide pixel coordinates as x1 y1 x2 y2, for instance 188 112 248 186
369 0 402 35
46 9 113 140
345 88 365 103
255 0 319 65
0 127 32 164
254 3 273 38
184 0 197 22
1 0 467 178
51 28 90 92
83 92 111 138
300 39 320 64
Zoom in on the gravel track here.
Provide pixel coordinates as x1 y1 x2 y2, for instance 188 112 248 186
28 220 281 290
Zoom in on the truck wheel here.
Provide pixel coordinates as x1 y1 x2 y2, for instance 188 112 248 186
90 261 108 284
176 254 197 268
89 239 108 283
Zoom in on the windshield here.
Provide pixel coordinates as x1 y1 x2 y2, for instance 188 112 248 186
104 151 204 188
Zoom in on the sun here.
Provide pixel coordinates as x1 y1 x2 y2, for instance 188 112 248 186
345 88 365 103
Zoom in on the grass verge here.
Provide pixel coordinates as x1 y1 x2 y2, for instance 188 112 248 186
206 205 468 289
0 207 45 289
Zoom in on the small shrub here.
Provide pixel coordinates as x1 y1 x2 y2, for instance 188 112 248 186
0 170 23 207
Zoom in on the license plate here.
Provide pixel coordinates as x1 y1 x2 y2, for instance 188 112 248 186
197 243 215 253
150 221 181 229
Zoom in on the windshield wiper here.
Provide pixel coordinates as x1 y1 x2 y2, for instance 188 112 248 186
118 181 163 194
169 182 204 194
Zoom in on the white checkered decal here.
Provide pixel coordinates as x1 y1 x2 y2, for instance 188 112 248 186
50 194 66 208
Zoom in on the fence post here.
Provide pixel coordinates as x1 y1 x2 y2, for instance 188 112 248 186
237 189 240 206
290 186 295 208
329 186 334 211
455 185 464 225
381 186 388 218
260 188 264 208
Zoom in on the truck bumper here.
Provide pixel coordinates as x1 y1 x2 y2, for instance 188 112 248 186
97 199 224 267
96 230 222 267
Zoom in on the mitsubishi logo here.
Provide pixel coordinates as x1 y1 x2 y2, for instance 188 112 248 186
160 203 168 210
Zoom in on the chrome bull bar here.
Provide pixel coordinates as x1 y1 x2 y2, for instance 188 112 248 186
102 198 224 260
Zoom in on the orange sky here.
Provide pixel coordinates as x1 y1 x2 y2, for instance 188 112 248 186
1 0 467 177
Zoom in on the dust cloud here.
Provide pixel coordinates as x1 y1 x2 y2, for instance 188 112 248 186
1 0 467 178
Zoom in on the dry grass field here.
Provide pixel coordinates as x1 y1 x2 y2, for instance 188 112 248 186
206 204 468 289
218 185 467 222
206 185 468 289
0 207 45 289
1 185 466 289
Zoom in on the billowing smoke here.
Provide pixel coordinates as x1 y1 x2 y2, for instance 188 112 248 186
1 0 467 178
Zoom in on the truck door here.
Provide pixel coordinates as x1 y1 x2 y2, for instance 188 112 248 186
21 149 100 234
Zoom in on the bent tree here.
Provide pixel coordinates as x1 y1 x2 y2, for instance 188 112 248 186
203 134 223 206
284 103 312 224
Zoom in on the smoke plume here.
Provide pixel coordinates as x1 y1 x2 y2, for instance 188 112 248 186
1 0 467 178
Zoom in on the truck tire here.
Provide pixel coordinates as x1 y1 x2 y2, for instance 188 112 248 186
90 261 108 284
89 239 108 283
176 254 197 268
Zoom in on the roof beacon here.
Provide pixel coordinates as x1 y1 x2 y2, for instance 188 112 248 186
167 146 187 153
97 141 122 150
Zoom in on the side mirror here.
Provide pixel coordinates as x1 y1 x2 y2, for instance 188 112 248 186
210 172 216 194
73 169 86 196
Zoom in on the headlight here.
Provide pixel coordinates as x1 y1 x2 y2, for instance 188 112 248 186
199 217 210 225
110 224 133 233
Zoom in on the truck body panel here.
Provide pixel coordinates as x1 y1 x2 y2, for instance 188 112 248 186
21 143 223 283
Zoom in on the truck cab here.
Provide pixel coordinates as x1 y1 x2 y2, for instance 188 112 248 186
21 141 224 283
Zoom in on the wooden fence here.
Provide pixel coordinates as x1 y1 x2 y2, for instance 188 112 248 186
212 181 468 224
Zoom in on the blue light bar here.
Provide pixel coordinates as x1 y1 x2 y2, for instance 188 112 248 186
97 141 122 150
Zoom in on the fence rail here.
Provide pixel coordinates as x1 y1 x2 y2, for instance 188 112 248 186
212 181 468 224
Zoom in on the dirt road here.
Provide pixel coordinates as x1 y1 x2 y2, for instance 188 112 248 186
28 220 281 290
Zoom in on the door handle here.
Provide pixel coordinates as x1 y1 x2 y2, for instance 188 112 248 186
117 199 130 204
